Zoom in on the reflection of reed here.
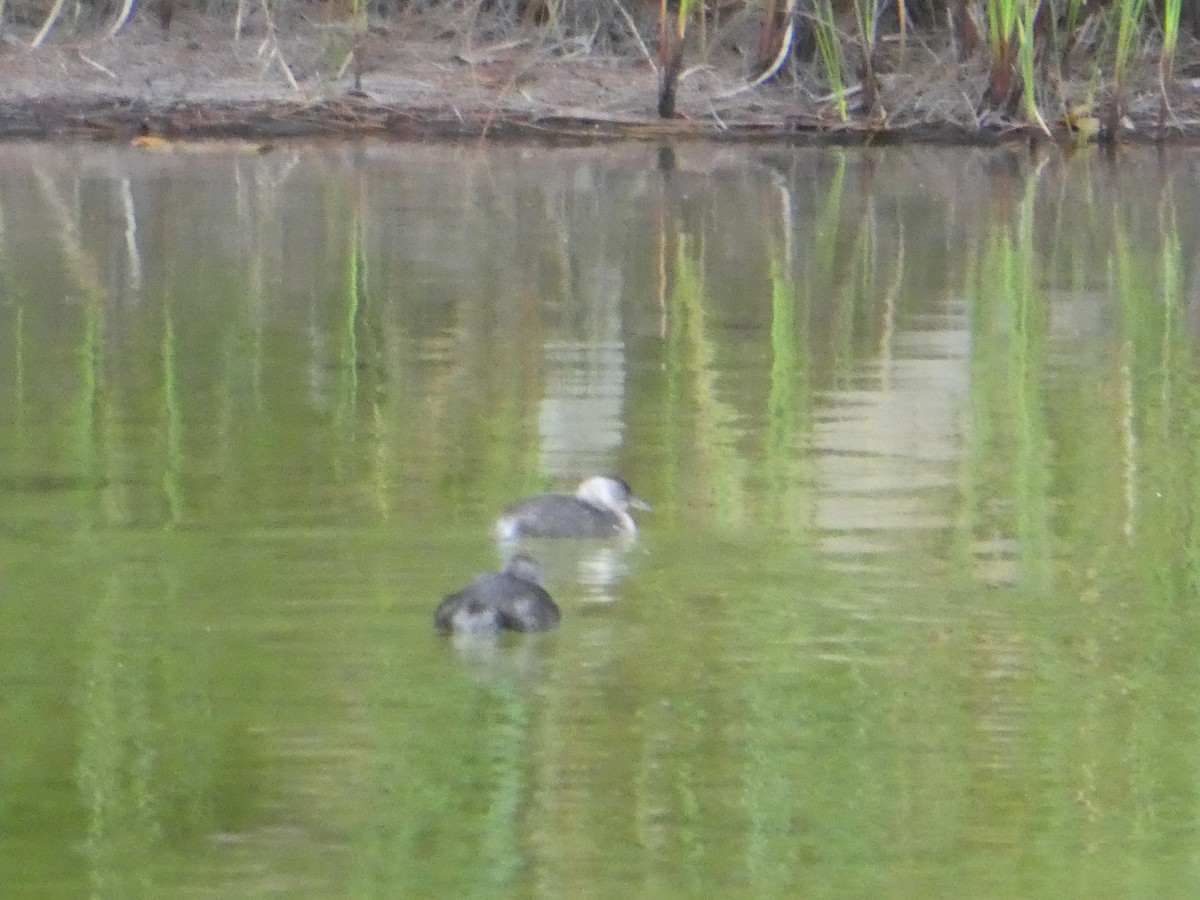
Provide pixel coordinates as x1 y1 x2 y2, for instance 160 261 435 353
77 568 221 895
535 168 628 479
668 234 746 525
338 190 362 421
0 192 28 426
1110 182 1199 553
964 168 1052 589
812 154 854 377
118 178 142 293
78 575 160 896
765 225 813 533
878 221 902 366
965 611 1033 854
33 167 106 529
17 145 1200 896
1111 229 1145 544
162 309 183 526
33 168 107 299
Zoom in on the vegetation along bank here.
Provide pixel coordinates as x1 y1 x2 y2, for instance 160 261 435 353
3 0 1200 143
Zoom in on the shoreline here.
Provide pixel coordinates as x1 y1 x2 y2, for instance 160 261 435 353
4 17 1200 145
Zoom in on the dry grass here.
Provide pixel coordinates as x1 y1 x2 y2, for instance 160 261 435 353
0 0 1199 142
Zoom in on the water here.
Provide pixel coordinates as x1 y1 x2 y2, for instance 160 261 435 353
3 140 1200 898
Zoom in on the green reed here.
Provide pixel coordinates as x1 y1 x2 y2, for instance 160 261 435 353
1060 0 1088 60
985 0 1020 90
1162 0 1183 67
813 0 847 121
1113 0 1149 91
982 0 1046 125
1015 3 1050 133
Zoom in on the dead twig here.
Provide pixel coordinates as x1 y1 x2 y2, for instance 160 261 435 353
79 53 118 78
611 0 656 73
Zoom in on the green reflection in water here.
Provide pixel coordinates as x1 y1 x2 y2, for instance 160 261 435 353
765 220 812 535
1 144 1200 899
162 310 184 528
968 159 1053 589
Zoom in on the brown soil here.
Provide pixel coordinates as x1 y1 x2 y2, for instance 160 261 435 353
3 12 1200 144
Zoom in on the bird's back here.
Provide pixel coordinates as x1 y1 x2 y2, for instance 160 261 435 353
434 571 559 632
496 494 622 540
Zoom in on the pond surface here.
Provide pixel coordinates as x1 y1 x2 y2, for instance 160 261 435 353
3 140 1200 898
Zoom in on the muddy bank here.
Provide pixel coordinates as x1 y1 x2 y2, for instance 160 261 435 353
3 16 1200 144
